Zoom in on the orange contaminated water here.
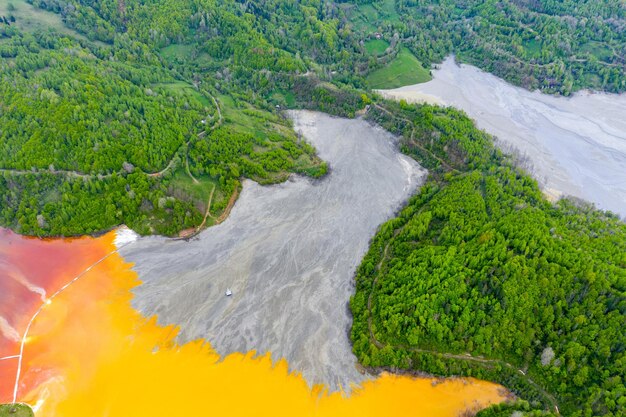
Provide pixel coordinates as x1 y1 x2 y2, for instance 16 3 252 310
0 229 508 416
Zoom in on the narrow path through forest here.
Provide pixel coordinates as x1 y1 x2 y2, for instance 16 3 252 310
363 185 560 415
1 89 222 182
370 104 459 173
176 186 238 239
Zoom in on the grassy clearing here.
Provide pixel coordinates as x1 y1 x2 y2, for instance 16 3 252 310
580 41 613 61
210 93 326 183
154 81 211 108
169 169 217 205
269 90 296 108
293 154 327 178
346 0 400 33
378 0 400 23
160 44 220 70
365 39 389 56
0 0 90 41
366 47 432 89
167 169 221 227
358 4 378 22
351 4 377 32
194 52 218 67
218 93 286 139
160 44 194 61
583 72 602 87
0 404 34 417
522 38 542 58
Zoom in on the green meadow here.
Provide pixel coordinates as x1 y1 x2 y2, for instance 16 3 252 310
366 48 432 89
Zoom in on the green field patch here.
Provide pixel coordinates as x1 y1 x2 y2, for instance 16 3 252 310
219 94 278 139
358 4 378 22
169 170 217 204
365 39 389 56
352 17 375 32
0 0 90 41
580 41 613 62
194 52 218 67
154 81 211 108
0 404 34 417
378 0 400 23
582 72 602 87
168 169 219 218
269 90 296 108
522 38 542 58
344 3 377 32
220 94 291 146
292 153 327 178
216 93 326 179
160 44 194 61
160 45 221 70
366 47 432 89
346 0 400 33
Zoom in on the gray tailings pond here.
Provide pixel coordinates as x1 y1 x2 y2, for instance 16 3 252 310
120 111 426 391
379 56 626 218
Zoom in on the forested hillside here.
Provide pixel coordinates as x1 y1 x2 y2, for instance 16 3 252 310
0 24 327 236
0 32 203 174
351 101 626 417
2 0 625 236
1 1 625 416
0 0 350 236
343 0 626 94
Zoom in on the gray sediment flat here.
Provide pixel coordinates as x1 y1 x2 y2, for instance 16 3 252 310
120 111 426 390
379 56 626 218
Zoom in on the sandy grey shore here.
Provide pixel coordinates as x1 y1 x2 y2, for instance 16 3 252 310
379 56 626 218
120 111 426 391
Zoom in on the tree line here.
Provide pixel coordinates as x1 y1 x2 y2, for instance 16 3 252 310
351 99 626 417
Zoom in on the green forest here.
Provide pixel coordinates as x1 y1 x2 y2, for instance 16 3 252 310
1 1 625 415
2 0 625 235
343 0 626 94
351 100 626 417
0 0 340 236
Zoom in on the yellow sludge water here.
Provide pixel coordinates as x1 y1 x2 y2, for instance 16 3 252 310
2 229 507 416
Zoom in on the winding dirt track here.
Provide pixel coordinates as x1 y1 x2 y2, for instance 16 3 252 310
364 188 561 415
1 89 222 181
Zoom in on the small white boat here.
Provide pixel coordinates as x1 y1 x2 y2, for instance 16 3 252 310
225 288 232 296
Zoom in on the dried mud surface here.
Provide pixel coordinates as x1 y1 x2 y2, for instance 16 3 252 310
380 56 626 218
121 111 426 391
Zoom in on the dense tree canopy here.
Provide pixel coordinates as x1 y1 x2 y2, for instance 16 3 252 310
0 5 332 236
1 1 625 416
0 32 203 174
344 0 626 94
351 101 626 417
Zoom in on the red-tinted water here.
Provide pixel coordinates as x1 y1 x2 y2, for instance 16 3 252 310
0 229 508 416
